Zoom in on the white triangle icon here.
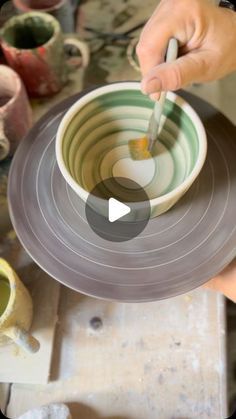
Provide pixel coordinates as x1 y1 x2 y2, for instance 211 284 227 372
108 198 131 223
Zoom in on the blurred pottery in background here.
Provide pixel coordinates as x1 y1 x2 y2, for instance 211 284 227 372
0 65 32 161
0 258 40 354
0 1 16 27
0 12 89 97
13 0 75 33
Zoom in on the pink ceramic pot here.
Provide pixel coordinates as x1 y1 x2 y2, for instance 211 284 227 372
0 65 32 160
13 0 74 32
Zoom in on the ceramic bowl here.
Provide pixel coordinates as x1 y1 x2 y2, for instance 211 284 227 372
55 82 207 218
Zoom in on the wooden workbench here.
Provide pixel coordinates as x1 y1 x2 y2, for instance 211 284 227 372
6 287 227 419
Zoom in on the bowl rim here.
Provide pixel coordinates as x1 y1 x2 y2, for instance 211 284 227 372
55 81 207 206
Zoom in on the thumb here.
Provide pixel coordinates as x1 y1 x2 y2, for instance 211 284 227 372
141 52 207 95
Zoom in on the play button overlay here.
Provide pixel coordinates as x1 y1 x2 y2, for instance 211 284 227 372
108 198 131 222
85 177 151 242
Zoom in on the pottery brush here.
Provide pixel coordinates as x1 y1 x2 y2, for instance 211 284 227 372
129 38 178 161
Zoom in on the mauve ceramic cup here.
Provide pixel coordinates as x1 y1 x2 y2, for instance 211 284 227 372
56 82 207 219
0 64 32 161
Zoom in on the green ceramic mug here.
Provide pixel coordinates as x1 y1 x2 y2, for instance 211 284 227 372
56 82 207 218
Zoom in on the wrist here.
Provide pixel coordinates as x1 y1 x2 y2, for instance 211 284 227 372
218 5 236 72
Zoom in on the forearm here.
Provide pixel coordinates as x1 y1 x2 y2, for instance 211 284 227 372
205 259 236 302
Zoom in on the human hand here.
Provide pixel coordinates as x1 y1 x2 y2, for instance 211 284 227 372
204 258 236 302
137 0 236 100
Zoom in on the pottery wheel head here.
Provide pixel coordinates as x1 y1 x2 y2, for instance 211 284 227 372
8 87 236 302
